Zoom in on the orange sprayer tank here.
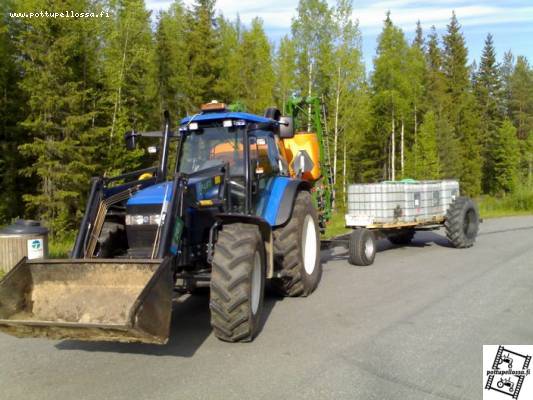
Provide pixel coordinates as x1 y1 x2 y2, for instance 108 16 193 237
282 132 321 181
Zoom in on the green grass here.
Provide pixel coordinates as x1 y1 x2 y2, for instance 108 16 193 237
49 233 76 259
477 187 533 219
323 210 350 239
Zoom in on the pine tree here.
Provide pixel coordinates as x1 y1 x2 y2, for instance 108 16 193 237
523 132 533 188
275 35 297 111
509 56 533 140
441 12 482 195
100 0 157 177
330 0 365 200
0 0 30 222
406 24 427 175
500 50 514 118
185 0 222 109
509 56 533 183
475 33 503 193
216 15 243 104
493 119 520 193
442 13 469 100
424 26 446 113
406 110 440 179
413 20 424 50
238 18 275 113
291 0 334 125
15 0 102 234
155 1 189 117
367 12 410 181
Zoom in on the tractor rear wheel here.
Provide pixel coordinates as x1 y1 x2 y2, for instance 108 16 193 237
445 196 479 248
210 223 265 342
387 229 415 245
271 191 322 297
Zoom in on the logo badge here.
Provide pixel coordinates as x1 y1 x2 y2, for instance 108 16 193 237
484 345 532 399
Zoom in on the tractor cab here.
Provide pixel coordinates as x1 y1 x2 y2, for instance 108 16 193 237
123 102 293 262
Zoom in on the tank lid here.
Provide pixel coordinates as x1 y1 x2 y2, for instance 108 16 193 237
0 219 49 235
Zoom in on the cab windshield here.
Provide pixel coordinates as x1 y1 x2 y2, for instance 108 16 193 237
178 126 245 175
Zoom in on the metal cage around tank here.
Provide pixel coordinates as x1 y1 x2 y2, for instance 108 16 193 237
345 180 459 227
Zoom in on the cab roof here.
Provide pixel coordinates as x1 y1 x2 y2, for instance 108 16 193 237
180 111 275 126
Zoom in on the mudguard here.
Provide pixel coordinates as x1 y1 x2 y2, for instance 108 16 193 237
274 179 311 227
214 214 274 278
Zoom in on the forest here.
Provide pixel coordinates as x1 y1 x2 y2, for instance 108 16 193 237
1 0 532 237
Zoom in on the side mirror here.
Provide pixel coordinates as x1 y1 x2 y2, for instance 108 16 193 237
124 131 138 151
279 116 295 139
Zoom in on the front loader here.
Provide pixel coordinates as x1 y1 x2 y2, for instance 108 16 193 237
0 101 331 344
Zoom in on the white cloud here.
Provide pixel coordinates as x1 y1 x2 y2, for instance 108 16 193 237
145 0 533 35
352 3 533 33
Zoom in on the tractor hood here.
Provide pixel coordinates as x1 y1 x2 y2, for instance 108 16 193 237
128 182 173 206
127 177 220 207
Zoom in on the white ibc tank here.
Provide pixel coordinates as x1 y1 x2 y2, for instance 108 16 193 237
346 180 459 226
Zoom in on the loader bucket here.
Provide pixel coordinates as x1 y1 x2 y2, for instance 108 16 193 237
0 258 174 344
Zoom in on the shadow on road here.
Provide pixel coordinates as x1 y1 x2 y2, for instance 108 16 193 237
55 289 281 357
479 225 533 236
321 230 454 263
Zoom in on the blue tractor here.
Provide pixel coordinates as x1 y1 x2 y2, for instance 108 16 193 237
0 102 326 344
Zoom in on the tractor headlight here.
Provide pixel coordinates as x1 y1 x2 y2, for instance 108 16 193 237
126 214 161 226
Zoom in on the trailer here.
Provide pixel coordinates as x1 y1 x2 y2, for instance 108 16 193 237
343 179 480 266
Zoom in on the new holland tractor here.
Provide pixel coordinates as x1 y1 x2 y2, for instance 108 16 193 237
0 101 331 344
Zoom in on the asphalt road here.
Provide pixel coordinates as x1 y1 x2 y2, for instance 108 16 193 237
1 216 532 400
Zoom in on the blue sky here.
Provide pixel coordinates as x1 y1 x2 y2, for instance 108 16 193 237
146 0 533 68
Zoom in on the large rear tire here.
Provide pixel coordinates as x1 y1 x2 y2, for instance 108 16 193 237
210 223 265 342
272 191 322 297
445 196 479 248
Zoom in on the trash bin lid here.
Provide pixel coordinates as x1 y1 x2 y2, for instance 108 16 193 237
0 220 48 235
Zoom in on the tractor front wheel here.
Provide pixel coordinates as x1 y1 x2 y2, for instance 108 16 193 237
272 191 322 297
210 223 265 342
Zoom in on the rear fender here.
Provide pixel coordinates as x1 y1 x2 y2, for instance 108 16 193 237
274 180 311 227
214 215 274 279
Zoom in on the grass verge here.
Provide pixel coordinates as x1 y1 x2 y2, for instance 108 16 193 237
49 233 76 259
323 211 349 239
477 188 533 219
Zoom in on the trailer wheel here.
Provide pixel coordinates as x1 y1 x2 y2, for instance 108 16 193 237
210 223 265 342
272 191 322 297
348 228 376 266
445 196 479 248
387 229 415 245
